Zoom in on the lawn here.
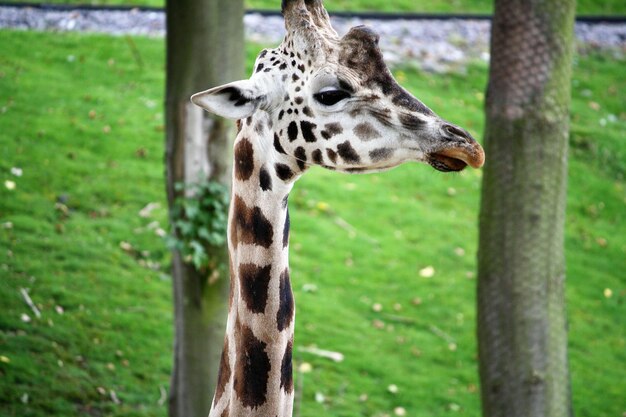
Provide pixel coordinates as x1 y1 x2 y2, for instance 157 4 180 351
0 30 624 417
1 0 626 16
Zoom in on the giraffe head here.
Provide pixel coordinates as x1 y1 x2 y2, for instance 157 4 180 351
192 0 484 176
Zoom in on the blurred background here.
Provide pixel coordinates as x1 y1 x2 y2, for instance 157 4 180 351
0 1 624 416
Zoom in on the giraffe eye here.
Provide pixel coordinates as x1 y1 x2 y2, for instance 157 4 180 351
313 89 351 106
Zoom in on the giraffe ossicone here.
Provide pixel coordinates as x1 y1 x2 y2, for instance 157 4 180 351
192 1 485 416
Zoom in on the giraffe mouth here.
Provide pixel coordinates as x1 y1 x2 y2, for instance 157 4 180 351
428 145 485 172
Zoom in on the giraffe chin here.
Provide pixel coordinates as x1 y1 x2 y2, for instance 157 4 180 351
428 146 485 172
428 154 468 172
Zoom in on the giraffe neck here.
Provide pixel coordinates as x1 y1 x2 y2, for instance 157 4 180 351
210 114 301 417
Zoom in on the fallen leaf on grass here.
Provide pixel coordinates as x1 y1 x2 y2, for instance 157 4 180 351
139 202 160 218
419 266 435 278
157 385 167 406
394 407 407 416
315 392 325 404
316 201 330 212
110 390 121 405
298 362 313 373
19 288 41 319
120 241 133 252
299 346 344 363
411 347 422 357
302 283 318 293
448 403 461 412
372 319 385 330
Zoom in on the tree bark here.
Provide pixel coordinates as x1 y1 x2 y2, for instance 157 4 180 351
165 1 244 417
477 0 576 416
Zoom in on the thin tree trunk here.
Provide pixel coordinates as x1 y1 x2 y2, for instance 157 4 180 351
477 0 576 416
165 1 244 417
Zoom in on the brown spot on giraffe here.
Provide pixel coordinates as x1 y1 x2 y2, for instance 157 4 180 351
280 339 294 394
300 121 317 142
239 263 272 314
312 149 323 165
326 148 338 164
320 122 343 140
230 195 274 249
276 268 294 332
233 321 271 409
234 138 255 181
353 122 381 141
275 163 295 181
294 146 307 170
274 133 287 155
214 338 231 406
370 148 394 162
259 166 273 191
287 121 298 141
337 141 361 164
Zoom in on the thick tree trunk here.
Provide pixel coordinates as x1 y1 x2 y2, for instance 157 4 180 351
165 1 244 417
477 0 576 416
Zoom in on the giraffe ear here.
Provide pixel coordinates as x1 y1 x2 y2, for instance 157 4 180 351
191 80 265 120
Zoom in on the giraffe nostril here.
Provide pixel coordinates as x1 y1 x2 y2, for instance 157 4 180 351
443 124 473 143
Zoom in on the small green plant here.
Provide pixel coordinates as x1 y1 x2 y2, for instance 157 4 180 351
167 180 230 270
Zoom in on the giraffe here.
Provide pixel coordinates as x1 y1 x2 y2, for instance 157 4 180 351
191 1 485 416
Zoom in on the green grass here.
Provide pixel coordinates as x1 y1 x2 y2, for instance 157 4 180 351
2 0 626 16
0 30 624 417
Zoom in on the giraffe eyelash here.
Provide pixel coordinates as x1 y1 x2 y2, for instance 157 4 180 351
313 89 351 106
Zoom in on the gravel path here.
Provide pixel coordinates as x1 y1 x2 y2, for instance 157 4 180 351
1 6 625 72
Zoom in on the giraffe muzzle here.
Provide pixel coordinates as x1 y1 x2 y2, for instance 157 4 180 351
428 123 485 172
